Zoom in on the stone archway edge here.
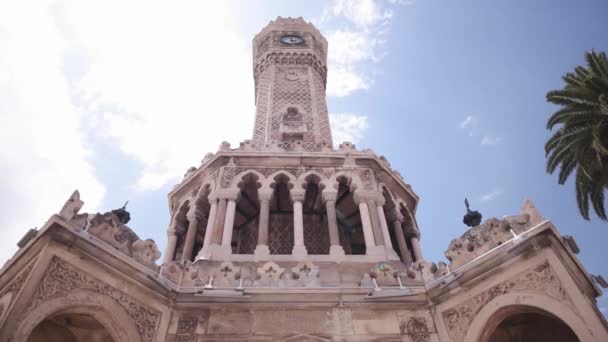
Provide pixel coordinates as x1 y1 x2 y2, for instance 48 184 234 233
14 256 158 342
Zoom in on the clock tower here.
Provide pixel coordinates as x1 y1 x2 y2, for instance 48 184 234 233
252 17 332 151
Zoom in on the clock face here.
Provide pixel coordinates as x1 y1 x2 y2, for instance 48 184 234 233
281 35 304 45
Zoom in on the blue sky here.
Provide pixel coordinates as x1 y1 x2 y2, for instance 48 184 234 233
1 0 606 314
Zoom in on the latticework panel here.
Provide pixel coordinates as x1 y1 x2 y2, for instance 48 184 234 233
237 220 258 254
268 213 294 254
304 214 330 254
271 67 315 150
313 71 332 147
252 68 272 147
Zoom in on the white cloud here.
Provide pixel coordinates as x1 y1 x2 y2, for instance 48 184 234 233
330 0 393 28
329 113 369 146
0 1 105 263
481 136 502 146
319 0 403 97
480 188 504 202
57 1 255 191
459 115 477 136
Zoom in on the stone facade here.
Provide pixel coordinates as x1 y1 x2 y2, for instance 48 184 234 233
0 16 607 342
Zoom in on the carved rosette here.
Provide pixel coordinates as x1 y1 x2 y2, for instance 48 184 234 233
441 262 569 342
29 257 161 342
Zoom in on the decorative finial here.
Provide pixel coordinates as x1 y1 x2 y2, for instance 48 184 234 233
463 198 482 227
111 201 131 224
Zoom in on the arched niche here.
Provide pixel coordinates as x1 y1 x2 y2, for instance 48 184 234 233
301 173 329 255
233 172 262 254
464 292 594 342
334 175 365 255
14 290 143 342
268 172 295 254
171 200 190 261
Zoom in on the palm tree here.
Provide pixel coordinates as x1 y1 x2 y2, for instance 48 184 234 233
545 50 608 220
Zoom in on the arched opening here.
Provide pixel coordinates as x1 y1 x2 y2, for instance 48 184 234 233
381 187 402 260
302 174 330 255
28 313 115 342
268 174 294 254
482 306 579 342
233 173 261 254
335 176 365 255
171 201 190 261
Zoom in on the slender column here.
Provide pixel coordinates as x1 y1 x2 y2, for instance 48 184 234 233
257 190 272 246
376 201 399 260
359 202 377 251
410 236 424 262
181 210 199 262
163 231 178 264
292 190 307 257
367 199 384 246
354 192 377 254
221 198 237 249
323 191 344 256
196 195 218 259
387 211 412 265
212 198 227 244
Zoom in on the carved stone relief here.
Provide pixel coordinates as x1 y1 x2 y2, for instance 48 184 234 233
441 262 569 342
255 262 285 286
87 212 160 269
445 214 533 268
29 257 161 342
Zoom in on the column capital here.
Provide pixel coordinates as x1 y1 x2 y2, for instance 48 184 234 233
403 223 420 239
207 191 219 202
186 206 202 221
217 189 240 201
321 191 338 204
353 190 379 205
385 209 403 224
258 188 273 201
290 189 306 203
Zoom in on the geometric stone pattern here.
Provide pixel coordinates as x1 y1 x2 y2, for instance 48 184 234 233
441 261 570 342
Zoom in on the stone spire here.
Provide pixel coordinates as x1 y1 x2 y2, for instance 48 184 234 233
251 17 332 151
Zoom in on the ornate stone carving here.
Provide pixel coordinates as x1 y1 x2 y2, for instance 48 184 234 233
213 262 241 287
30 257 161 342
177 316 198 334
441 262 569 342
399 316 430 342
369 263 398 286
255 262 285 286
290 262 320 287
58 190 84 221
0 261 35 300
221 166 237 188
132 239 161 269
445 214 533 269
358 169 373 190
88 212 140 255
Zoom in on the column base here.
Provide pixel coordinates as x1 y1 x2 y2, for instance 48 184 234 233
365 245 385 256
213 245 233 260
292 245 308 258
195 244 216 260
386 248 400 261
253 245 271 260
329 245 345 262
